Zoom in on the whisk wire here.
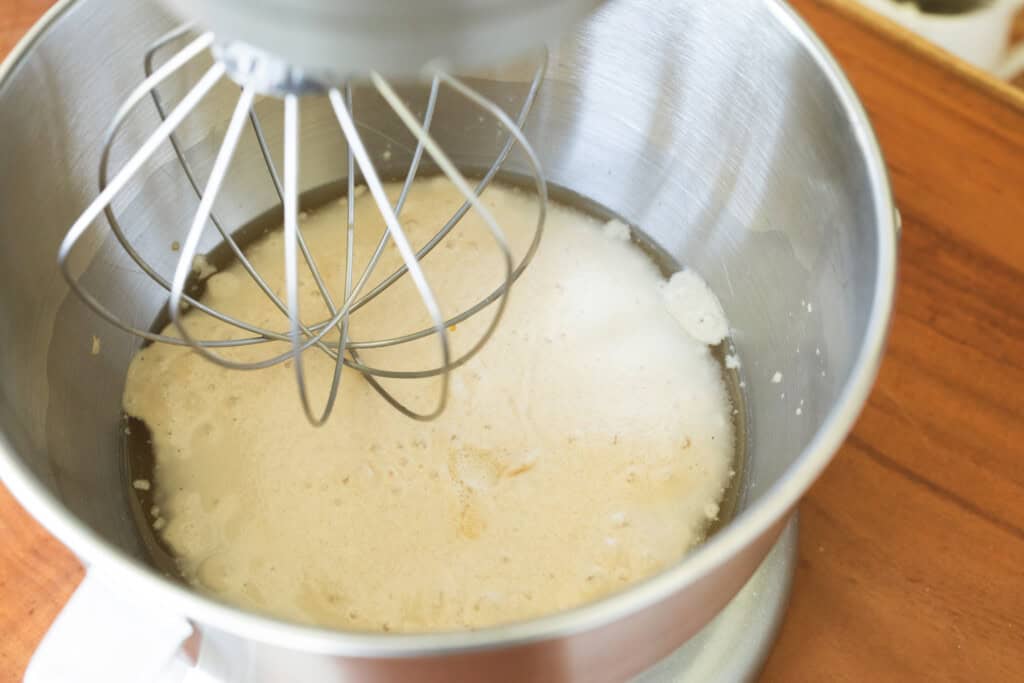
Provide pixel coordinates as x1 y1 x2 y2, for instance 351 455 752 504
341 69 548 365
328 87 452 419
346 55 549 319
57 53 227 346
340 75 442 324
282 94 344 424
142 28 357 363
369 73 515 373
143 53 324 345
168 84 260 366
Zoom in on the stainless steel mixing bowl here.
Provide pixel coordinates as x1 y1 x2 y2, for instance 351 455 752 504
0 0 896 681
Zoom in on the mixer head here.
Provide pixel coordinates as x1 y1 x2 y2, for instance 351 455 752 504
159 0 603 86
56 1 601 425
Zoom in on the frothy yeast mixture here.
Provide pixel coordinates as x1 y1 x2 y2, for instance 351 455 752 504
123 178 735 633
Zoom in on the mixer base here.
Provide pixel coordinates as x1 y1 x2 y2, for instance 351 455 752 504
633 515 797 683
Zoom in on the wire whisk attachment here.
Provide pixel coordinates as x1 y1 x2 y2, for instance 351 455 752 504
58 26 548 425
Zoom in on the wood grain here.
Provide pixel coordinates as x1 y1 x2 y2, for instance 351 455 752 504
763 1 1024 680
1 1 1022 681
0 488 82 680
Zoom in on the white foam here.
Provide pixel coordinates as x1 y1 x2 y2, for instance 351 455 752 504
124 180 735 633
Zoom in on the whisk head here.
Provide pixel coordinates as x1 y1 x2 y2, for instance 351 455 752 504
58 24 549 426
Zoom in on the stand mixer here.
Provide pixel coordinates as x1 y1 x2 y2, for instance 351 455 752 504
59 0 601 424
0 0 897 680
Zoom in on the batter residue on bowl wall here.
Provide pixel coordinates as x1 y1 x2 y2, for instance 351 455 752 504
123 178 735 633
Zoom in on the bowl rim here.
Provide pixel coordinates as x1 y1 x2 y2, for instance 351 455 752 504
0 0 896 658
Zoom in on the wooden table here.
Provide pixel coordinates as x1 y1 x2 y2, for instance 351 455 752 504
2 1 1023 680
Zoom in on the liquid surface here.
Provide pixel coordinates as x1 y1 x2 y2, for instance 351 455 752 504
123 178 735 632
